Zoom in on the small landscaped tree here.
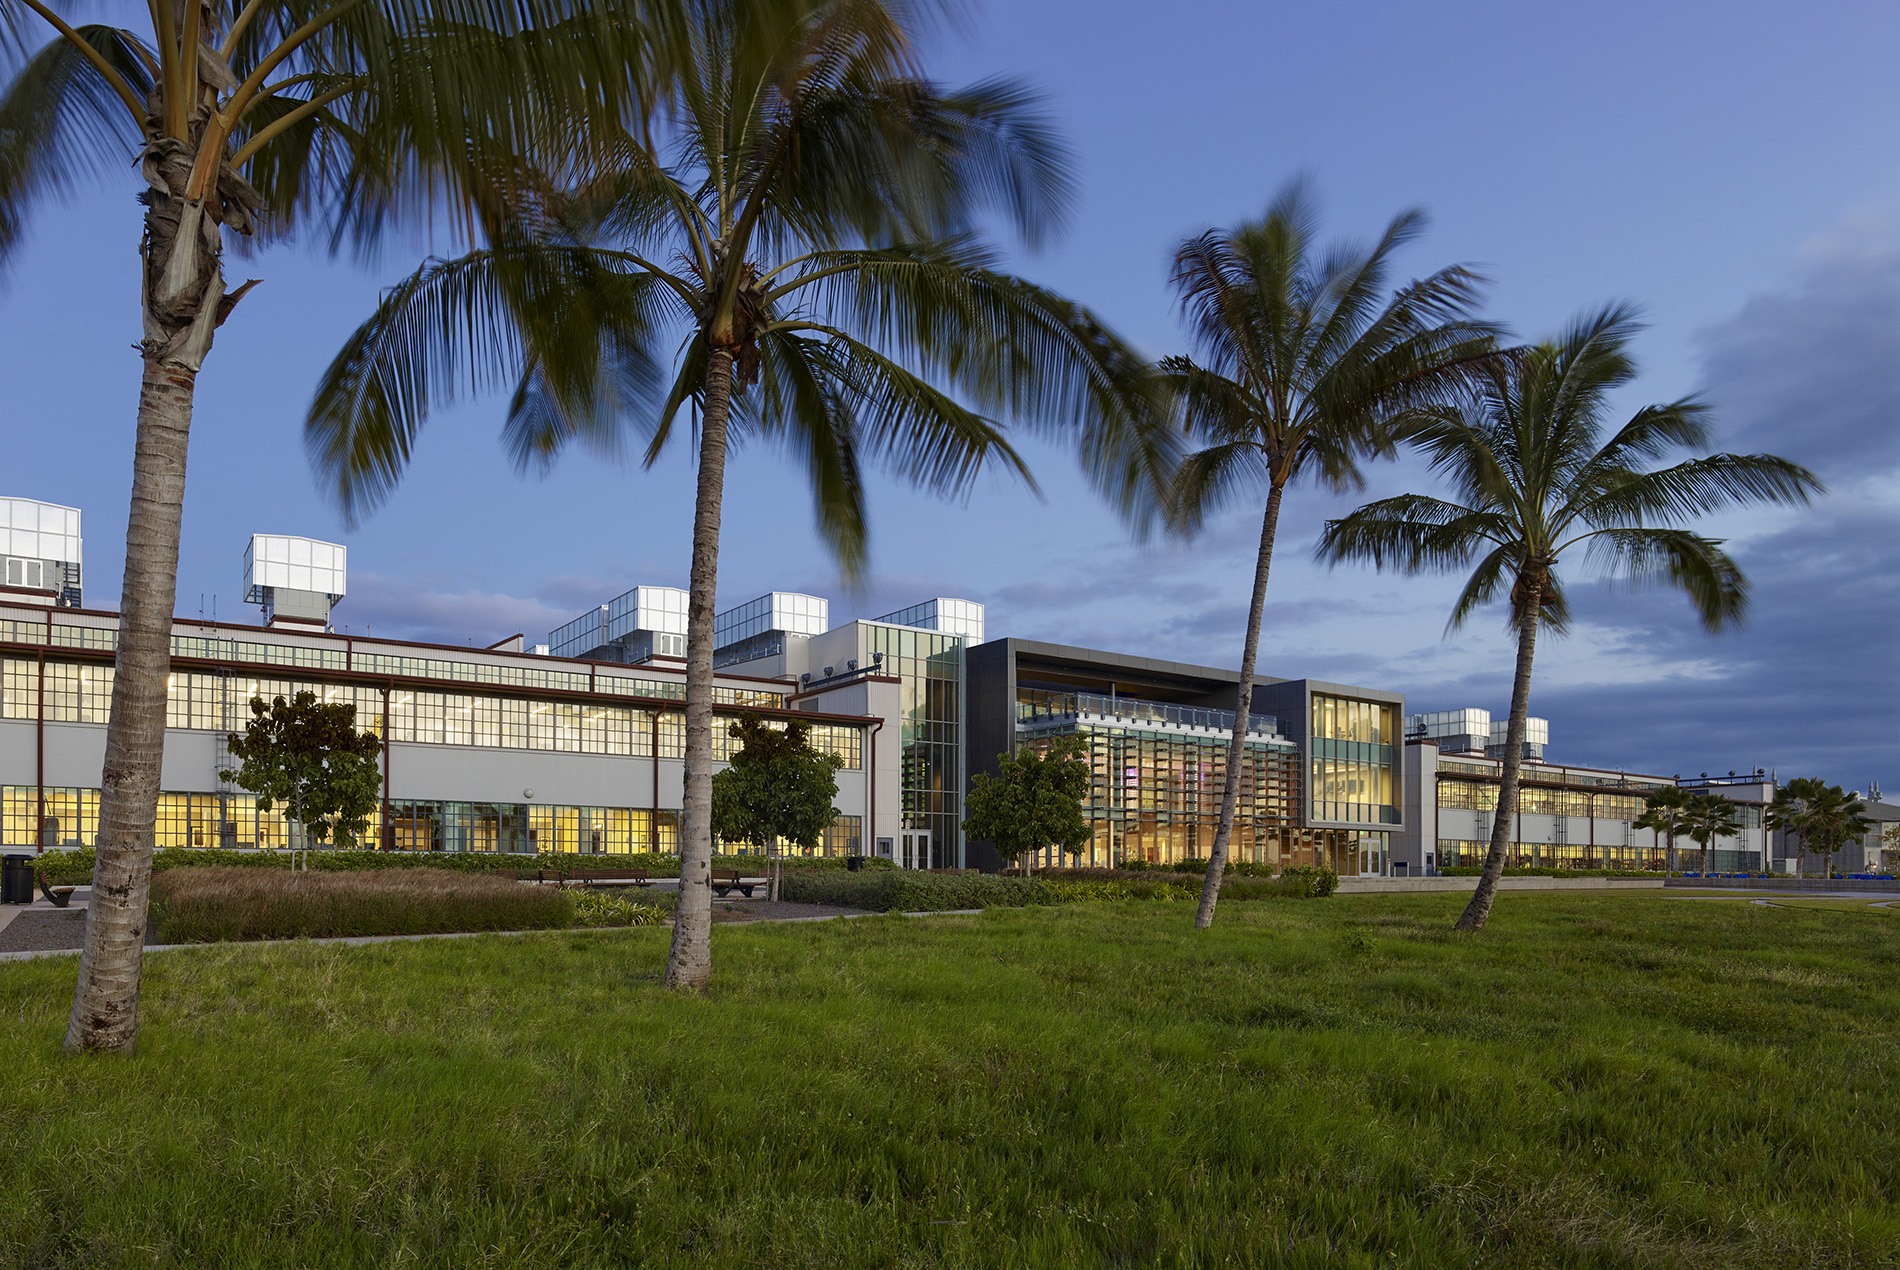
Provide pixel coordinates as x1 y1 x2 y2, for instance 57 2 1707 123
1680 792 1741 879
1880 823 1900 875
710 716 844 862
224 692 382 870
1634 786 1695 872
962 736 1092 875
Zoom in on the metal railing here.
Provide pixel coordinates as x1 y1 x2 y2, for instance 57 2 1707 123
1017 689 1286 741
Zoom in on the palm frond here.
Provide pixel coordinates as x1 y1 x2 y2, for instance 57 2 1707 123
1577 527 1749 631
305 243 671 520
1571 452 1822 532
0 26 153 269
1315 494 1507 573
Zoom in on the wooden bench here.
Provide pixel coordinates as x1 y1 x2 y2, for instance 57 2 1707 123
38 877 76 908
711 869 762 899
526 868 652 889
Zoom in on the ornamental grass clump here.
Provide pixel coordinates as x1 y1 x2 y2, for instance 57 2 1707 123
570 889 669 929
150 867 572 944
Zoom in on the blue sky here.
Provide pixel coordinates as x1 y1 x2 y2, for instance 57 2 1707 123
2 0 1896 789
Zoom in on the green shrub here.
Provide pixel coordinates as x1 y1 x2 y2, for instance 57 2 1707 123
1034 866 1335 901
32 848 95 887
1114 856 1276 878
1437 865 1664 879
1042 876 1199 902
570 889 668 928
1274 865 1339 898
150 867 573 943
781 870 1055 912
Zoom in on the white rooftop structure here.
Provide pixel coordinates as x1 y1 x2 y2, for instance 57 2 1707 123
872 597 984 644
714 592 829 649
1407 706 1548 759
550 585 689 660
608 585 687 641
0 497 82 567
0 497 82 603
244 534 347 600
1407 707 1491 742
1488 717 1551 750
244 534 347 629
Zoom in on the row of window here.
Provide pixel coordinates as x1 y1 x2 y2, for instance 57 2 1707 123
3 786 864 857
1 659 861 767
1022 728 1306 869
0 620 787 707
1435 839 1759 873
1437 779 1764 827
1313 694 1397 746
1310 755 1398 825
866 625 965 869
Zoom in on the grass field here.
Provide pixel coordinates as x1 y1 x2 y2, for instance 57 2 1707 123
3 893 1896 1267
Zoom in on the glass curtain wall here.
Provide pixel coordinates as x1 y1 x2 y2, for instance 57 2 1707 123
863 624 964 868
1309 694 1399 826
1018 724 1304 869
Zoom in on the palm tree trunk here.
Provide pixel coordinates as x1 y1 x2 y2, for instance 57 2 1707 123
664 346 735 991
1456 577 1542 932
1196 480 1285 930
1666 830 1676 874
65 358 196 1053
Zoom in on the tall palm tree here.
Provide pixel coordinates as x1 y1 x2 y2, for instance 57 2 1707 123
0 0 711 1053
1763 775 1824 874
304 0 1167 989
1681 791 1741 878
1160 180 1500 929
1808 783 1873 880
1634 784 1694 872
1317 304 1821 931
1766 776 1830 875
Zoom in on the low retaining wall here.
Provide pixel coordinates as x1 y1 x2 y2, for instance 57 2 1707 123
1664 876 1900 894
1337 876 1665 895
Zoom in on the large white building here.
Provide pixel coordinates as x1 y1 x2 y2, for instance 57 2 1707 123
4 495 1877 878
1395 711 1771 874
1 514 905 860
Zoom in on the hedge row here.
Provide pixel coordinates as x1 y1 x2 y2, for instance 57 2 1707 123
1437 865 1668 879
780 870 1056 912
31 846 884 888
1032 865 1338 900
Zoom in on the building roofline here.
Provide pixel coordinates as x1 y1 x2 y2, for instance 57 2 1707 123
3 604 797 686
983 636 1402 703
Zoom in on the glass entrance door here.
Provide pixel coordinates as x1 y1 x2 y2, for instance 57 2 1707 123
899 829 932 870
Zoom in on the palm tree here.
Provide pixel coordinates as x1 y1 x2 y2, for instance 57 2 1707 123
1634 785 1695 872
1681 791 1741 878
303 1 1167 989
1765 776 1829 875
1808 784 1873 880
1160 180 1500 929
1 0 709 1053
1316 304 1821 931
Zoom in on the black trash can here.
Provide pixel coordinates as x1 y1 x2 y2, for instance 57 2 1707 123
845 854 865 873
2 854 34 905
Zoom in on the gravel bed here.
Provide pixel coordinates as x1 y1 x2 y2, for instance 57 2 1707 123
0 909 97 954
712 900 870 923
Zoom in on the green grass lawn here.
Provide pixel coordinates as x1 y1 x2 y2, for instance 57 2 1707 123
3 894 1896 1267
